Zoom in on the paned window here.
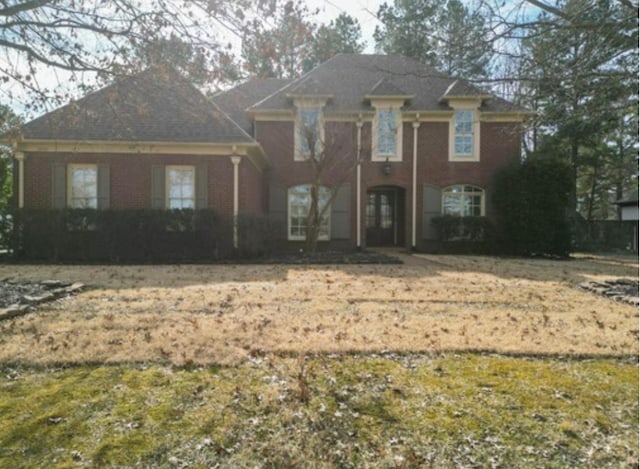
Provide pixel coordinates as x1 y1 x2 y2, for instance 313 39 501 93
377 109 398 157
454 111 474 156
288 184 331 240
442 185 484 217
68 164 98 208
166 166 195 209
296 108 322 158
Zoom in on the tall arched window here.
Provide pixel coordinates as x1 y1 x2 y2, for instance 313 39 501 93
442 185 484 217
288 184 331 240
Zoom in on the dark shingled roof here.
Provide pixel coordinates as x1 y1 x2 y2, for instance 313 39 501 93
211 78 290 133
442 79 492 98
20 66 254 143
250 54 524 113
614 191 639 206
367 78 411 97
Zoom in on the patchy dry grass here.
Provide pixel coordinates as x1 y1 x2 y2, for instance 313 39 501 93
0 254 637 467
0 253 636 365
0 354 637 468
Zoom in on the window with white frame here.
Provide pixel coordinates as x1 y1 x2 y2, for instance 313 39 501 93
68 164 98 208
166 165 195 209
455 111 473 154
373 108 401 161
450 110 479 160
288 184 331 240
442 185 484 217
295 108 322 160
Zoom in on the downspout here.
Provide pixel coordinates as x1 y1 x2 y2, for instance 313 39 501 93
356 117 363 249
412 115 420 249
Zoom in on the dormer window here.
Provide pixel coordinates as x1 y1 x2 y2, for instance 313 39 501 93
372 107 402 161
449 108 480 161
454 111 473 155
293 98 326 161
298 108 322 158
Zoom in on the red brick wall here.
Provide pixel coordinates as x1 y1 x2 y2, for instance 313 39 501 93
239 159 265 214
256 118 521 248
22 118 520 250
22 152 264 217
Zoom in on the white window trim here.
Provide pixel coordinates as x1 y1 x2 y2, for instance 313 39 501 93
294 100 325 162
165 165 195 209
371 103 403 162
287 185 331 241
67 163 98 208
441 185 485 217
449 108 481 162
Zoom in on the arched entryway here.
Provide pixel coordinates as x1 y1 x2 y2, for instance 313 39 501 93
366 186 405 246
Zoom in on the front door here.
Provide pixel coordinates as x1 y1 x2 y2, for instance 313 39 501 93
366 189 396 246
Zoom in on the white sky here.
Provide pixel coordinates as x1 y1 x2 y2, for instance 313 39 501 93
306 0 385 52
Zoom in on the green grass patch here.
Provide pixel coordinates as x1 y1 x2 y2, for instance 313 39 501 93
0 354 637 468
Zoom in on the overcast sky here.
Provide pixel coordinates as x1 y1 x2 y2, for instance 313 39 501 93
307 0 385 52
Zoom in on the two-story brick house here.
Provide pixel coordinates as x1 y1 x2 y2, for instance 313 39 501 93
8 54 528 252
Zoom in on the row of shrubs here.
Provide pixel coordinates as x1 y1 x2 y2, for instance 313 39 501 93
6 209 281 263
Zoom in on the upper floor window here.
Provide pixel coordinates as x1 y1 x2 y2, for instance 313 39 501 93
373 108 402 161
295 108 323 160
68 164 98 208
288 184 331 241
450 110 479 161
166 165 195 209
442 185 484 217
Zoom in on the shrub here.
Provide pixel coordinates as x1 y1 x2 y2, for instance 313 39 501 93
492 157 572 257
9 209 278 263
431 215 493 242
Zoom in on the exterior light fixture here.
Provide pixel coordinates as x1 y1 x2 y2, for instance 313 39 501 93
382 156 391 176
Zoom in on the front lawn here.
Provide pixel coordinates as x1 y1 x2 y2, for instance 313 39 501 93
0 354 637 468
0 253 637 467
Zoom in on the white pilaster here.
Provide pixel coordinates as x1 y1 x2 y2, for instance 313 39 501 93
230 156 242 249
356 120 363 248
15 151 25 209
412 120 420 248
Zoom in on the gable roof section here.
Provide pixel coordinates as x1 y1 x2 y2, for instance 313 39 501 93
211 78 290 133
19 66 254 144
367 78 412 98
249 54 524 113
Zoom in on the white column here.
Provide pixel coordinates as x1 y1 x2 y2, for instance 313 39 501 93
15 151 25 209
230 156 241 249
412 120 420 249
356 120 363 248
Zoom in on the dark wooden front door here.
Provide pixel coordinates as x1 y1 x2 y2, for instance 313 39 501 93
366 189 396 246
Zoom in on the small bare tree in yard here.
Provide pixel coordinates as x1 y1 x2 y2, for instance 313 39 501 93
295 111 363 253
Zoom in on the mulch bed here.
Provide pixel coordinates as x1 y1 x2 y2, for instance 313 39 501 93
578 279 639 306
0 280 84 320
228 250 403 265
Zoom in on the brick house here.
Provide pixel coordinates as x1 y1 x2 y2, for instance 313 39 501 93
8 54 529 253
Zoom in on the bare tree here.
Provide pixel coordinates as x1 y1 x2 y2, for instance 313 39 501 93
294 115 365 253
0 0 252 111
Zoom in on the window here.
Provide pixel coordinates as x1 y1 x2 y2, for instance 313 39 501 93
288 184 331 240
295 108 322 160
166 166 195 209
68 164 98 208
442 185 484 217
373 108 402 161
450 110 479 161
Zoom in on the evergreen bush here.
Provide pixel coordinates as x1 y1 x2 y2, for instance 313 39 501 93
492 157 572 257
